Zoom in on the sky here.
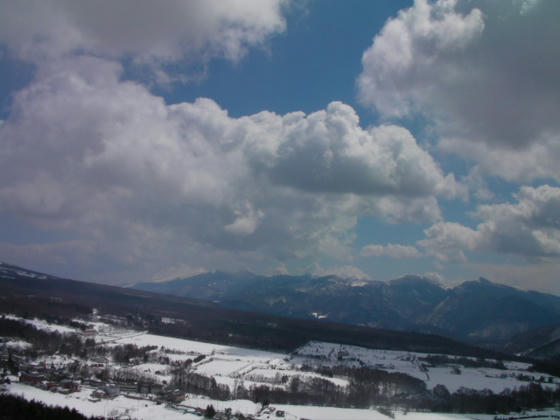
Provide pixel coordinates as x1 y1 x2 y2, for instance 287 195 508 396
1 0 560 293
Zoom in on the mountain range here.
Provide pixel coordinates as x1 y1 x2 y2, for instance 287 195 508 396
134 272 560 348
0 262 486 357
3 260 560 359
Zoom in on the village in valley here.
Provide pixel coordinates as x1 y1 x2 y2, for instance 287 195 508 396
3 308 560 420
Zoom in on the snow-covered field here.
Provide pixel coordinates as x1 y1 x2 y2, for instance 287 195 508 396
273 404 467 420
99 329 283 360
293 341 558 393
4 314 80 334
2 339 31 351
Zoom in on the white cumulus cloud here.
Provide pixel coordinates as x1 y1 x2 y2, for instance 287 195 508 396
0 56 459 283
419 185 560 262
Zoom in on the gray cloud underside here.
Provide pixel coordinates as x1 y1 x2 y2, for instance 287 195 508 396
358 0 560 182
360 243 422 259
0 0 287 63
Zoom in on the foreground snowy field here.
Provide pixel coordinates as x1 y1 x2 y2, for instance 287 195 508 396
7 382 560 420
6 382 470 420
6 382 200 420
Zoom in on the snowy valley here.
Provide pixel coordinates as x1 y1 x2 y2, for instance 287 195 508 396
2 312 560 420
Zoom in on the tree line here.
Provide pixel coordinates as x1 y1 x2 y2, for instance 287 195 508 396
0 394 103 420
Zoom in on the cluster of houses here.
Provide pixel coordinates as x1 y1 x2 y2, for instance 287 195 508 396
20 370 80 394
19 369 186 404
85 378 184 403
5 352 182 404
18 368 262 420
13 362 283 420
